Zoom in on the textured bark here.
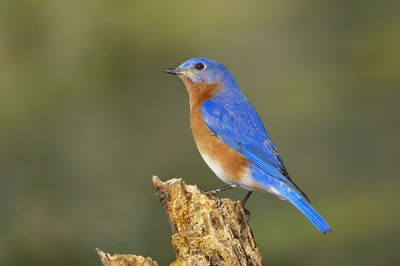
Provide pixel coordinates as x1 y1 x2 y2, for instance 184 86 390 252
96 248 158 266
97 176 264 266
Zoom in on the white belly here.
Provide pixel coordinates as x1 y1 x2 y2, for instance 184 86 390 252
200 153 235 185
200 153 256 191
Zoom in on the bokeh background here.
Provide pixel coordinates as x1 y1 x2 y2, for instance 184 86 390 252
1 0 399 265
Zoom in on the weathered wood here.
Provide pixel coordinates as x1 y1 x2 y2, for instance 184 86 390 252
96 248 158 266
97 176 264 265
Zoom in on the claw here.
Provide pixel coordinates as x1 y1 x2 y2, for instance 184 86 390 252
243 207 251 221
241 191 252 221
196 184 221 206
195 184 207 193
215 196 222 207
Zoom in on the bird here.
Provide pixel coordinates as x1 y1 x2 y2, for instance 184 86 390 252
164 58 331 234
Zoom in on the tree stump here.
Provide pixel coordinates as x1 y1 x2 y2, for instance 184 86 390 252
96 248 158 266
97 176 264 265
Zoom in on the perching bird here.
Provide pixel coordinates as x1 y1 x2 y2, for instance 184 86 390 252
165 58 331 234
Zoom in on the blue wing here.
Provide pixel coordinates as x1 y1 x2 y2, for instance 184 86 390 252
201 91 309 201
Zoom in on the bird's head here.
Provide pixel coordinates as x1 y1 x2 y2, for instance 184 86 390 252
165 58 235 87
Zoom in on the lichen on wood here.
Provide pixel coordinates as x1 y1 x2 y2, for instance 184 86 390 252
97 176 264 266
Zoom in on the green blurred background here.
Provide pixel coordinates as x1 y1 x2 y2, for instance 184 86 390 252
1 0 399 265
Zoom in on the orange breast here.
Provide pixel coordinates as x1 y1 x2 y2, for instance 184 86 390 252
182 77 250 183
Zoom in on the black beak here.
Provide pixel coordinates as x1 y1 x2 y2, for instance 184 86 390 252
164 68 182 75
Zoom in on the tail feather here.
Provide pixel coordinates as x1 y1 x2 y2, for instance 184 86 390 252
280 186 331 234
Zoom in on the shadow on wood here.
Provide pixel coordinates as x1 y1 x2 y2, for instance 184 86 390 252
97 176 264 265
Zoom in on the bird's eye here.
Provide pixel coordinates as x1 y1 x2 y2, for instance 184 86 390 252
195 62 205 71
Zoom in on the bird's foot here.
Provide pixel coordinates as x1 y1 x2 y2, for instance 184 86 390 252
195 184 222 207
195 184 210 194
241 191 253 221
242 207 251 221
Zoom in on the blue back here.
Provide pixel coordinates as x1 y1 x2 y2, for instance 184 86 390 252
197 61 308 200
170 57 330 233
202 87 287 173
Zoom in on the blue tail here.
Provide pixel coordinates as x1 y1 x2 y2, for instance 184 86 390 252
279 186 332 234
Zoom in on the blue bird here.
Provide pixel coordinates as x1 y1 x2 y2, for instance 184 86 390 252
165 58 331 234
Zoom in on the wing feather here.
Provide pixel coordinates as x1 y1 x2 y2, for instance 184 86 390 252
201 95 310 201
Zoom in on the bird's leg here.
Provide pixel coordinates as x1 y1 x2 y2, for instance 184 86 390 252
195 184 237 207
206 184 237 195
241 191 253 221
241 191 253 206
